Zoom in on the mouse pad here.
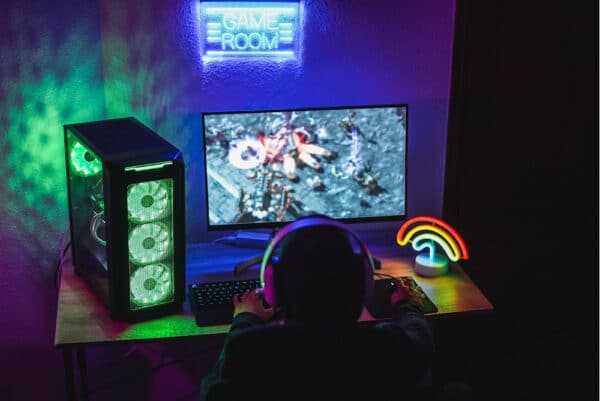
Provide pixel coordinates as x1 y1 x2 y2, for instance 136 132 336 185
364 277 438 318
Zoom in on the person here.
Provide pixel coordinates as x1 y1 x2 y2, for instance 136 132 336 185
199 217 435 401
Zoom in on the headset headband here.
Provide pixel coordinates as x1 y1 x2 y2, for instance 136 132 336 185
259 216 375 288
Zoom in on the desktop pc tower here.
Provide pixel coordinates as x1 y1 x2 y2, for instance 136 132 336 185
64 117 185 322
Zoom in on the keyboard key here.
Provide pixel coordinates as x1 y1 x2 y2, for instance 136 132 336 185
189 278 261 325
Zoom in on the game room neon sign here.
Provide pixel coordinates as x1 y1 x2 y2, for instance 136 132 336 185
199 2 300 60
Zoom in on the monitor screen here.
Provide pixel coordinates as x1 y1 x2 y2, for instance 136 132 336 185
202 104 407 230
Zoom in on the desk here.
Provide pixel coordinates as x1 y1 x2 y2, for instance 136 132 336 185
54 242 493 400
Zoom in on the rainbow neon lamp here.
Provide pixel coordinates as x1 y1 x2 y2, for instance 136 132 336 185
396 216 469 277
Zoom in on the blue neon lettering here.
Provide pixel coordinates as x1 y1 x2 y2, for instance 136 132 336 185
221 32 279 51
221 12 278 31
248 32 262 49
206 6 293 55
222 32 234 49
235 33 248 49
264 33 278 49
237 14 249 30
222 13 236 30
249 14 264 30
266 15 278 30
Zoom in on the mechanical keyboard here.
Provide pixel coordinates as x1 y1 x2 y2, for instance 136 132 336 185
189 278 262 326
189 276 437 327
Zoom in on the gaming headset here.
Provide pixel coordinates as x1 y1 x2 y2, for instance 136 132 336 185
259 216 376 308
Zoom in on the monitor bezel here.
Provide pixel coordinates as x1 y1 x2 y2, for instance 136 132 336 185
201 103 408 231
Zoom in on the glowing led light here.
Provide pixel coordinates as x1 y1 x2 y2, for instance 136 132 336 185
128 223 171 265
70 141 102 177
124 161 173 172
411 233 456 262
130 263 173 306
396 216 469 262
205 50 294 57
199 2 300 60
127 180 171 223
396 216 469 277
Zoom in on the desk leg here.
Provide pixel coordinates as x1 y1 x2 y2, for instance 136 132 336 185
76 346 89 401
63 347 76 401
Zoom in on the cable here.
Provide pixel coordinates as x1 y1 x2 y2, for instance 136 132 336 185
90 213 106 246
54 241 71 291
211 235 237 245
55 229 71 291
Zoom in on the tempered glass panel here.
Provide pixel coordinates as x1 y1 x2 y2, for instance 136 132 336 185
66 131 108 271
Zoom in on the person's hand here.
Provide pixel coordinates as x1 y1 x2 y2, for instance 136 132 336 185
233 288 275 321
390 278 426 310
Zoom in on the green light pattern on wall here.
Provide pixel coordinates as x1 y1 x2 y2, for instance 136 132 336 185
0 6 106 247
99 0 194 158
101 0 178 126
99 0 199 241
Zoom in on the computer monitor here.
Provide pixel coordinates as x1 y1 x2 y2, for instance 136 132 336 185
202 104 407 231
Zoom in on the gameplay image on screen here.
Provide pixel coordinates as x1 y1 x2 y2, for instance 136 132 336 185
202 105 407 228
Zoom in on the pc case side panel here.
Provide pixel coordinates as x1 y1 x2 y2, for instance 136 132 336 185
64 128 110 306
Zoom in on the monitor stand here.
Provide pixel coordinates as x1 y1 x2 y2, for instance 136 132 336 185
218 230 273 250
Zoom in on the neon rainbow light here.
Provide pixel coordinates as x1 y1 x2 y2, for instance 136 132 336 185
396 216 469 262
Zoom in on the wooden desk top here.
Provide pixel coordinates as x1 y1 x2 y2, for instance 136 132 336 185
55 242 493 347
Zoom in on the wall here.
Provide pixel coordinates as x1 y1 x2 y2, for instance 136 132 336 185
97 0 456 242
0 0 106 399
0 0 456 399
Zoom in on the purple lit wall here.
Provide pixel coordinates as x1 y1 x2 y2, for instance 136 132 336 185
0 0 455 399
98 0 456 241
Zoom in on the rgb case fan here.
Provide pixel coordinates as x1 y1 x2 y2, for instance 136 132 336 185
64 117 185 321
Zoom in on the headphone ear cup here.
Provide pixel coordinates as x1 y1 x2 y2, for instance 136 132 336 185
262 262 276 307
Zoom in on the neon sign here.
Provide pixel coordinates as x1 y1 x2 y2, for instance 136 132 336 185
199 2 300 60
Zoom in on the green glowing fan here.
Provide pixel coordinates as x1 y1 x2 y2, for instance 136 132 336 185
70 141 102 176
127 180 171 223
128 222 171 265
130 263 173 307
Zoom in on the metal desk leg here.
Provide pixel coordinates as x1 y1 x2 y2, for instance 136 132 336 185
76 346 89 401
63 347 76 401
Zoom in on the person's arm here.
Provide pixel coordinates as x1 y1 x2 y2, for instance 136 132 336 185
199 289 274 401
375 278 434 354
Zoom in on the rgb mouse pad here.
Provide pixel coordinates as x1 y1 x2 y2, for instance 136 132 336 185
364 277 438 318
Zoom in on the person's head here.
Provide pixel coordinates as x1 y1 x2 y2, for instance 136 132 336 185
261 216 374 323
